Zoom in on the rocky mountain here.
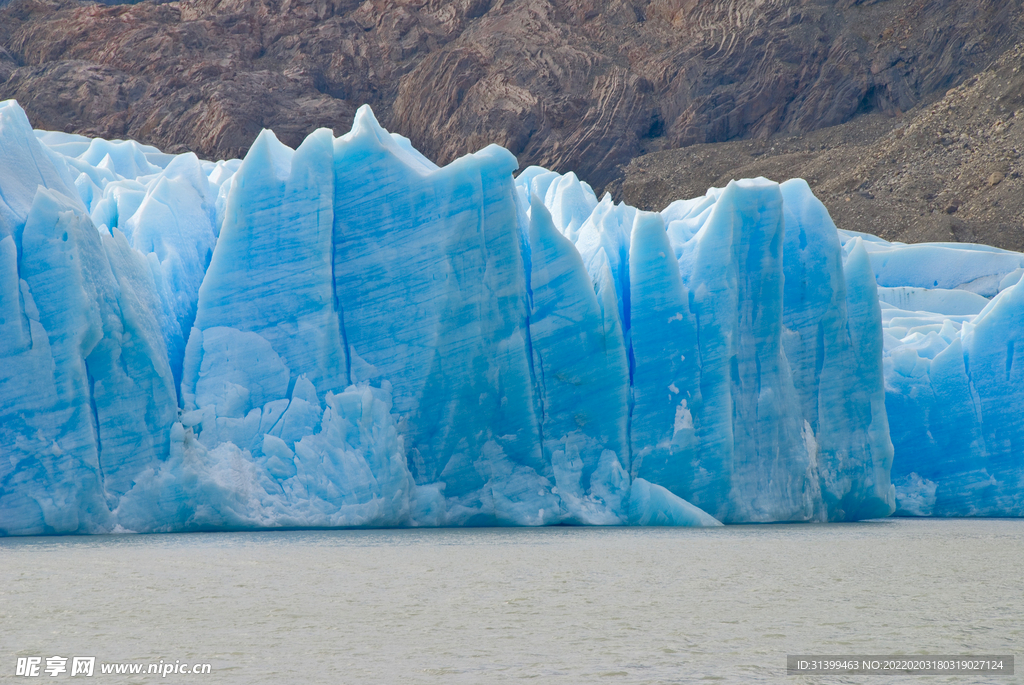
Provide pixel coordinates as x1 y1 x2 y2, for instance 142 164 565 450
1 0 1022 244
621 42 1024 250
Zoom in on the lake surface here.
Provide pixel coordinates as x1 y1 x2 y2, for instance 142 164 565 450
1 519 1021 683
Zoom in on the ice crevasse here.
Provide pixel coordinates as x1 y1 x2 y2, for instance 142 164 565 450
0 98 1015 535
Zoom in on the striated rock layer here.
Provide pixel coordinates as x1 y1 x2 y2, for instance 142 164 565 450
622 41 1024 252
0 0 1018 194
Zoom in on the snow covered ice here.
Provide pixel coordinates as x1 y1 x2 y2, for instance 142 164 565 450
0 98 1018 535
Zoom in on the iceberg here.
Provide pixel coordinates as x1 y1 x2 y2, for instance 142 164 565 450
0 97 1016 535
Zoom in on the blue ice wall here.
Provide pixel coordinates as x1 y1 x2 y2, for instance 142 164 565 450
2 97 1016 534
0 102 178 535
843 232 1024 516
521 176 895 523
328 110 547 525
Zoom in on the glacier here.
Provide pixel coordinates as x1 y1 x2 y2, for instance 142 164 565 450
0 98 1019 535
845 232 1024 517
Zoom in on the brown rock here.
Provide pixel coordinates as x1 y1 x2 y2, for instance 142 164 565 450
1 0 1021 192
620 43 1024 251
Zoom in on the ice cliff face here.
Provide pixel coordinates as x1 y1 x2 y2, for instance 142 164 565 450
846 233 1024 517
0 97 1013 535
516 169 896 524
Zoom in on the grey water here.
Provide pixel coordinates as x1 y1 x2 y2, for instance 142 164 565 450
1 519 1021 684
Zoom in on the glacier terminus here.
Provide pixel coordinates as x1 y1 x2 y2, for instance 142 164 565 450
1 98 1021 536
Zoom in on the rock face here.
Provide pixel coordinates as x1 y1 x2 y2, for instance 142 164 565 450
622 42 1024 251
0 0 1019 193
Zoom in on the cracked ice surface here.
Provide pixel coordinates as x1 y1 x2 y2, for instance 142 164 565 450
3 97 1010 534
